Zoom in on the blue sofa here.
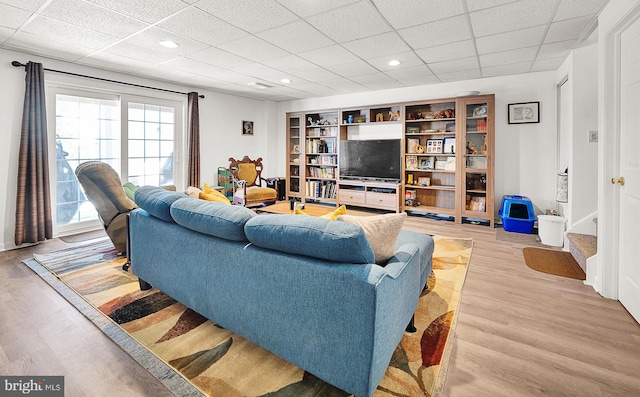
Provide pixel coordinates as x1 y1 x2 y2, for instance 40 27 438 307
129 186 434 397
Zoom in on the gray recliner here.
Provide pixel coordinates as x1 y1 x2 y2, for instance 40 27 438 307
75 161 137 253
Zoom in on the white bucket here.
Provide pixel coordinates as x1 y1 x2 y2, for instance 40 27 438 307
537 215 566 247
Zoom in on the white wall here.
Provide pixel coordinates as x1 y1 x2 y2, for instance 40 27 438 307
555 40 599 229
277 72 559 220
0 48 276 250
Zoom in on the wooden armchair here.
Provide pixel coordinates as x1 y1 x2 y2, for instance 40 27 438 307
228 156 278 207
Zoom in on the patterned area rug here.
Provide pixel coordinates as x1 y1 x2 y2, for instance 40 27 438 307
24 236 473 397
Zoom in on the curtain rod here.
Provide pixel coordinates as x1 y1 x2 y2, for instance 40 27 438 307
11 61 205 99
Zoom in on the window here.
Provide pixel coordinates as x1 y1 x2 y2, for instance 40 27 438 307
51 89 183 234
55 94 120 226
127 103 175 186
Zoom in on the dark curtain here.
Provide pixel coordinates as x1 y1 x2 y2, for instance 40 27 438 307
15 62 52 246
187 92 200 188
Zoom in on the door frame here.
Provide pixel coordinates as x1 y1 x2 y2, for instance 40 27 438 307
598 2 640 299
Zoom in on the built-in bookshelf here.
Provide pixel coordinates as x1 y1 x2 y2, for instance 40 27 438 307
304 111 341 203
285 94 494 224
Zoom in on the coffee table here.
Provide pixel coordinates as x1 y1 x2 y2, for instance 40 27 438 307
256 202 336 217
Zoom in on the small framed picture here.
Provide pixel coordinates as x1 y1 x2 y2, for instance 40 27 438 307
472 105 487 117
426 139 443 154
435 160 446 170
405 155 418 169
407 138 420 153
508 102 539 124
445 156 456 171
242 120 254 135
417 177 431 187
443 137 456 154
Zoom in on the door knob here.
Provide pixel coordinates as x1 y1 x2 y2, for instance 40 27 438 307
611 176 625 185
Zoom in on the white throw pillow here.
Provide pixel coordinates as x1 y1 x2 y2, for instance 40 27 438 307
337 212 407 264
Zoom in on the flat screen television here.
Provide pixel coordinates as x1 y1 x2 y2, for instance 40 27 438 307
339 139 401 182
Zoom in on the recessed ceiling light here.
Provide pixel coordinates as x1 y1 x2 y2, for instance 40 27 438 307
159 40 179 49
248 82 272 89
281 78 292 84
388 60 401 66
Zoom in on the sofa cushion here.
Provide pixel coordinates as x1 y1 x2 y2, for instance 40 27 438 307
337 213 407 264
170 198 256 241
244 214 375 264
134 185 187 222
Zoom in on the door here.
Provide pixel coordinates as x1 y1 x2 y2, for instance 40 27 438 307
619 18 640 323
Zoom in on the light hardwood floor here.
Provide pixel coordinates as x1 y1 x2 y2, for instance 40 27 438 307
1 212 639 397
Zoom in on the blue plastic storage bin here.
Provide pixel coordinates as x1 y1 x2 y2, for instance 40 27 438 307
499 195 536 233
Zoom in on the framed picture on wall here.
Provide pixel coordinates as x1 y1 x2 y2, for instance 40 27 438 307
508 102 539 124
242 120 254 135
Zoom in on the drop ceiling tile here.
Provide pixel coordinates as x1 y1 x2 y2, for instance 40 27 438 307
86 0 190 24
385 64 434 79
545 16 594 44
286 81 334 95
342 32 410 60
399 15 472 49
261 55 318 74
436 68 482 82
40 0 148 38
207 69 254 85
306 1 391 43
0 4 33 29
320 77 370 93
537 39 574 60
195 0 299 33
136 64 200 83
125 27 209 56
415 40 476 64
531 56 566 71
390 73 441 87
185 47 252 69
372 0 466 29
479 46 538 67
21 16 119 50
157 57 224 76
275 0 360 18
470 0 557 37
79 52 154 72
428 56 479 74
217 35 290 62
464 0 519 12
257 20 334 53
476 25 546 54
481 61 532 77
1 0 48 12
158 7 247 47
367 51 425 71
5 31 93 61
0 26 14 41
330 60 379 77
297 44 360 68
102 41 180 65
349 71 398 85
233 63 287 81
292 67 341 82
554 0 608 21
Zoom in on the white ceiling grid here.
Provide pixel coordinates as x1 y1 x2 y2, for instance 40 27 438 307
0 0 608 101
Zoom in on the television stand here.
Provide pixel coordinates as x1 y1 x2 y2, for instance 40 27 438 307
337 180 401 213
